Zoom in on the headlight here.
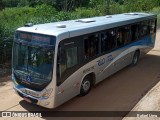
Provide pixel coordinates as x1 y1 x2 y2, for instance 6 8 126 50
42 88 53 99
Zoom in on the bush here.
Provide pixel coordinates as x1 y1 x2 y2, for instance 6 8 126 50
123 0 159 12
70 7 103 19
110 3 127 14
0 5 58 64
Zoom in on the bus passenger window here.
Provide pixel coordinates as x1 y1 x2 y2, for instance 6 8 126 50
124 26 132 44
117 26 132 47
150 19 156 34
66 47 78 68
101 30 116 52
117 28 125 47
84 34 99 59
131 24 140 41
140 21 150 37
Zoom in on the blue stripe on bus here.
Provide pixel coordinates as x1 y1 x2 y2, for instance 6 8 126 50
115 35 154 51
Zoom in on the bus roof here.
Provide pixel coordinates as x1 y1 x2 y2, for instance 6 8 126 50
17 12 156 41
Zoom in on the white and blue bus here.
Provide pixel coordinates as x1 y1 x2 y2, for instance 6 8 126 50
12 12 157 108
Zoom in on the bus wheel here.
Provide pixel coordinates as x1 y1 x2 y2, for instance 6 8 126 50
80 76 92 96
132 51 139 66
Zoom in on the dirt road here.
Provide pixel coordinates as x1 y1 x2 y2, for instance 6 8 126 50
0 30 160 120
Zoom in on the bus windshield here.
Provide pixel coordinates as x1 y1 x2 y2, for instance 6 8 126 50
13 32 55 87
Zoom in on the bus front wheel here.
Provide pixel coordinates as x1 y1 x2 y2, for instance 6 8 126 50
132 51 140 66
80 76 92 96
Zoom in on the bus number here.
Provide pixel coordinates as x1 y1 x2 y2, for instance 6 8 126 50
97 58 105 66
107 55 113 62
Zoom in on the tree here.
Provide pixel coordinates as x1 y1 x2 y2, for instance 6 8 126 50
55 0 90 11
124 0 160 12
0 0 5 10
106 0 110 14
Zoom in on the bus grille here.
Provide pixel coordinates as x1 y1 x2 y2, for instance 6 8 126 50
17 91 38 104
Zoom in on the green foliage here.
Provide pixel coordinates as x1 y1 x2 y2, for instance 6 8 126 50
88 0 108 15
109 2 126 14
1 0 20 8
55 11 70 21
124 0 160 12
0 5 58 64
0 4 58 36
17 0 30 7
31 4 58 23
149 7 160 28
89 0 104 8
0 0 91 11
70 7 103 19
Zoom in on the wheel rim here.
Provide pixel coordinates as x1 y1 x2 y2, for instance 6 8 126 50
82 80 90 92
133 55 138 64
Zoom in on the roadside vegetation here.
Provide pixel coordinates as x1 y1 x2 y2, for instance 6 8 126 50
0 0 160 65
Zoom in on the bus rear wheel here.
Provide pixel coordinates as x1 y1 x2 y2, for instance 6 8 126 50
132 51 140 66
80 76 92 96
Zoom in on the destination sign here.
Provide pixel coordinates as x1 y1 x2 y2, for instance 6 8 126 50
18 32 55 45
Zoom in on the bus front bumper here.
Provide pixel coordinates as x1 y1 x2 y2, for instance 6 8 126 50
13 85 55 109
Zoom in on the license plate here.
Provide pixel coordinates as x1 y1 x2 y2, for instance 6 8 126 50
23 97 31 103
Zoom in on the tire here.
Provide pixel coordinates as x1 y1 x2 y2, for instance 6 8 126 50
131 51 140 66
80 76 92 96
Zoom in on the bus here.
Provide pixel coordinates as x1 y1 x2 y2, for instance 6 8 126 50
12 12 157 108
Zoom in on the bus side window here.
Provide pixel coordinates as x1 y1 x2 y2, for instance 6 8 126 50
150 19 156 34
117 28 123 46
131 24 140 41
66 47 78 68
84 34 99 59
123 26 132 44
101 29 116 53
140 21 150 38
116 26 132 47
